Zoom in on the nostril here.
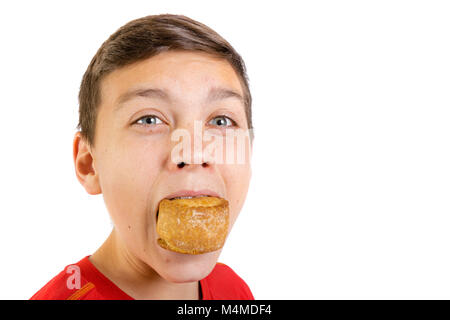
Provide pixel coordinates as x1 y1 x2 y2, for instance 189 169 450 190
177 162 208 168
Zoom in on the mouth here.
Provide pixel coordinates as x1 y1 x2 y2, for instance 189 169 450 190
156 195 211 220
156 189 222 220
168 195 210 200
164 189 221 200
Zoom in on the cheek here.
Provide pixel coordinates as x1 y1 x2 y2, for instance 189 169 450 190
97 141 163 235
223 164 251 227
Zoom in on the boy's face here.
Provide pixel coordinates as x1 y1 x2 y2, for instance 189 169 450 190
80 50 252 282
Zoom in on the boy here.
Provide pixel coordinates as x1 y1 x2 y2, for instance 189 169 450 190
30 14 254 300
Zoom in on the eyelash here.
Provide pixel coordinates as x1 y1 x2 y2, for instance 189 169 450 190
133 115 237 128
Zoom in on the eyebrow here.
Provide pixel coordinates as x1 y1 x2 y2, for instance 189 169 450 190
115 86 244 110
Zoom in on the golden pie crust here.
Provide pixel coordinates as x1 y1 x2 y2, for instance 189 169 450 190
156 196 229 254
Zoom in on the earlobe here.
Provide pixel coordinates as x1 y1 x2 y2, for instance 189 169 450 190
73 132 102 195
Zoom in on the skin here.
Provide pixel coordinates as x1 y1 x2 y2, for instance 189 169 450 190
73 50 253 299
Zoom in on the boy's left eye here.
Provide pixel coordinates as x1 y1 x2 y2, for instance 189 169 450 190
208 116 236 127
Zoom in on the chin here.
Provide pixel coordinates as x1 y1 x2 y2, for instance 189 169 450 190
155 249 222 283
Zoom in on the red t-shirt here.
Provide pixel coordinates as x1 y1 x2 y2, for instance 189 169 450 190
30 256 254 300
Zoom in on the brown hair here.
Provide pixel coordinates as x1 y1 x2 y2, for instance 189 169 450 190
77 14 253 146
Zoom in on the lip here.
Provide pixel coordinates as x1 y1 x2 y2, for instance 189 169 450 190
163 189 222 200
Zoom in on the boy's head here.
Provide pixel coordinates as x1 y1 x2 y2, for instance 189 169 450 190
73 14 253 282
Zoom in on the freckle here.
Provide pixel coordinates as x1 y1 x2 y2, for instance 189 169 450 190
128 225 131 230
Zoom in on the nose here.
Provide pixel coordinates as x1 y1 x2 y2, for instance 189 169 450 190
168 119 215 171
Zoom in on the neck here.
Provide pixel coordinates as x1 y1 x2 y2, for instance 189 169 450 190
89 229 200 300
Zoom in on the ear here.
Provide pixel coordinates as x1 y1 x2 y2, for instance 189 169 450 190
73 131 101 195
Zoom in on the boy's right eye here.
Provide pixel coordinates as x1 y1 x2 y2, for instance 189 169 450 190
134 115 163 126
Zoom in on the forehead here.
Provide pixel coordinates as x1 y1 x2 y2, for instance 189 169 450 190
100 50 244 106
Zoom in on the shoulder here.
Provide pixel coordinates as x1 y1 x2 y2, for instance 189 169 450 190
201 262 254 300
30 256 97 300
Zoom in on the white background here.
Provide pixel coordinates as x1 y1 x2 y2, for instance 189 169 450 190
0 0 449 299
